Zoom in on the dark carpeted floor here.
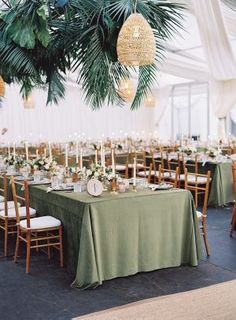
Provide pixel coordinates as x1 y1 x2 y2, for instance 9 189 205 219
0 206 236 320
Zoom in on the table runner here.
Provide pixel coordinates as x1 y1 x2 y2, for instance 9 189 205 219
29 186 202 288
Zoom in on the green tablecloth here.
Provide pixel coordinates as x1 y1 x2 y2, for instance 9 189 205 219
29 186 202 288
207 162 234 206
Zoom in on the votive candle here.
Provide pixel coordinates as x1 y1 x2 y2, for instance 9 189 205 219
80 148 83 169
65 143 68 168
133 157 136 187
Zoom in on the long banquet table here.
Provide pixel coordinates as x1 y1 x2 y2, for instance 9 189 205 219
29 186 202 289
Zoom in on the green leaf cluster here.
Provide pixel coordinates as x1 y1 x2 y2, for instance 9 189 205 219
0 0 184 109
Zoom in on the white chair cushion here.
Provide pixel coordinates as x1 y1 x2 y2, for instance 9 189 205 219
0 195 4 202
115 164 126 171
128 163 144 169
138 170 155 177
0 206 36 218
0 201 21 211
196 210 202 219
159 172 176 178
20 216 61 230
179 174 209 184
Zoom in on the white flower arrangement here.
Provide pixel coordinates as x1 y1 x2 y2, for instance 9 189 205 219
178 146 197 154
69 164 120 182
206 147 221 158
85 163 105 181
4 155 26 168
104 168 119 181
29 156 58 172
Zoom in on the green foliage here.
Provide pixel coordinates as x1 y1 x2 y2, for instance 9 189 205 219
0 0 184 109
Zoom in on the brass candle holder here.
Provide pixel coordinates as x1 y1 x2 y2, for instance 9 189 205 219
110 178 118 194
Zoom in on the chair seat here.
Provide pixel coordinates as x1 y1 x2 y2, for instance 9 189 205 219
0 201 21 211
0 195 4 202
128 163 144 169
196 210 202 219
138 170 155 177
0 206 36 219
115 164 126 171
160 172 177 179
20 216 61 230
179 174 209 184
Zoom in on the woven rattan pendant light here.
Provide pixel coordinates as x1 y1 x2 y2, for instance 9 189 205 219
0 76 5 97
117 2 156 66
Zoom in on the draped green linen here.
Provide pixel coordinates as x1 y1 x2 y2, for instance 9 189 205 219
29 186 202 289
207 162 234 206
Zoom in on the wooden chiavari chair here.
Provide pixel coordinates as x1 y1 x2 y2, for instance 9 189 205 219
158 165 180 188
152 153 167 183
230 161 236 237
114 153 129 179
12 178 63 273
0 175 36 256
184 168 211 256
167 152 181 187
181 155 210 207
137 161 154 182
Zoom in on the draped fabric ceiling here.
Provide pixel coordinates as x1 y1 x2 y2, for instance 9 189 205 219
157 0 236 139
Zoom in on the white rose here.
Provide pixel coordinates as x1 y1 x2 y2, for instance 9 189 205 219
86 169 92 176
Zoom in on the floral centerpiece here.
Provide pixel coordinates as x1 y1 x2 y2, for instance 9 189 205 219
85 163 105 181
178 146 197 156
206 147 221 158
29 157 58 174
4 155 26 170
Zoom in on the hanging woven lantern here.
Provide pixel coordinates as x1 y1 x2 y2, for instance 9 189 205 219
118 79 135 102
23 95 35 109
144 93 155 108
0 76 5 97
117 13 156 66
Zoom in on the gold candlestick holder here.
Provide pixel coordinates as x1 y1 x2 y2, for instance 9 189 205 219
110 178 118 194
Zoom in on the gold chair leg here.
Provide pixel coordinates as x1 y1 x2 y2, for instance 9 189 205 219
59 227 64 268
202 223 210 256
14 228 20 263
47 232 51 260
4 220 8 257
26 232 31 274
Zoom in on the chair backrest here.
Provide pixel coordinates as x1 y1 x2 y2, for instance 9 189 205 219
184 168 211 215
182 154 198 174
153 152 165 174
0 175 9 217
232 161 236 200
11 177 31 227
158 164 179 188
115 153 129 165
135 151 146 167
167 152 181 171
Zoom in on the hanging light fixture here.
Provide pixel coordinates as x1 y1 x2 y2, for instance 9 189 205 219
0 76 5 97
144 93 156 108
118 79 135 102
117 2 156 66
23 95 35 109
